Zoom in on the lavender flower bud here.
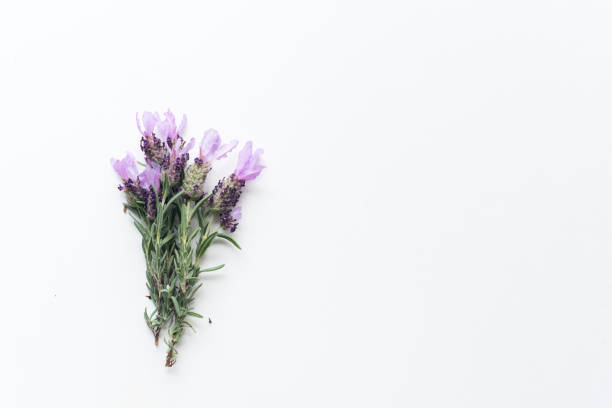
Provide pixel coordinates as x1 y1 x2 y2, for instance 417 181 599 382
182 161 211 199
145 188 157 219
163 136 195 185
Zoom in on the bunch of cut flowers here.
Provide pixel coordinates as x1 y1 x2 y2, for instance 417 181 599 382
111 110 264 366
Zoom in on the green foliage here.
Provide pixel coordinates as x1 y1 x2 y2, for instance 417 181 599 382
125 176 242 367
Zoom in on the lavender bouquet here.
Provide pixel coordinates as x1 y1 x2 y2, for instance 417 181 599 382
111 110 264 366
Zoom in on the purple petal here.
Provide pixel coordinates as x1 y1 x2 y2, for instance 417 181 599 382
239 164 266 180
235 141 253 176
136 112 144 135
181 138 195 155
178 114 187 135
156 121 171 143
164 109 176 129
138 163 161 190
231 206 242 221
141 111 159 136
214 139 239 160
200 129 221 161
247 148 264 169
111 152 139 181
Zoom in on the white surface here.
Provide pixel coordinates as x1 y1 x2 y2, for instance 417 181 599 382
2 0 612 406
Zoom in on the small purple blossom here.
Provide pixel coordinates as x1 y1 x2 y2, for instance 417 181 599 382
111 152 139 181
234 141 265 181
199 129 238 164
112 153 162 219
208 142 264 231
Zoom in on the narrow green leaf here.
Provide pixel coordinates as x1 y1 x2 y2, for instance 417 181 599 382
186 311 203 318
200 264 225 273
183 320 197 332
160 232 176 246
216 233 241 250
191 193 211 216
144 309 153 330
188 229 199 243
170 296 181 312
196 232 217 260
132 219 148 238
165 190 184 208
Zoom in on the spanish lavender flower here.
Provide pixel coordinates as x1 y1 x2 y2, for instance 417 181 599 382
209 142 264 231
111 153 162 218
181 129 238 198
210 174 244 229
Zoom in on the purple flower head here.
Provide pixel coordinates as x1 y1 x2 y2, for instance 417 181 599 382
199 129 238 164
209 174 245 232
111 152 139 181
138 163 161 191
156 110 187 147
234 141 265 181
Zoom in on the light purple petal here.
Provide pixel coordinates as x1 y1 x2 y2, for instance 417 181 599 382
231 206 242 221
136 112 144 135
138 163 161 190
141 111 159 136
235 143 264 181
199 129 221 161
178 114 187 135
181 138 195 155
111 152 138 181
239 164 266 181
164 109 176 129
246 148 264 169
214 139 239 160
156 121 171 143
235 141 253 176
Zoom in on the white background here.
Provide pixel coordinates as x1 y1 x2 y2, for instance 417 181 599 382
2 0 612 406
